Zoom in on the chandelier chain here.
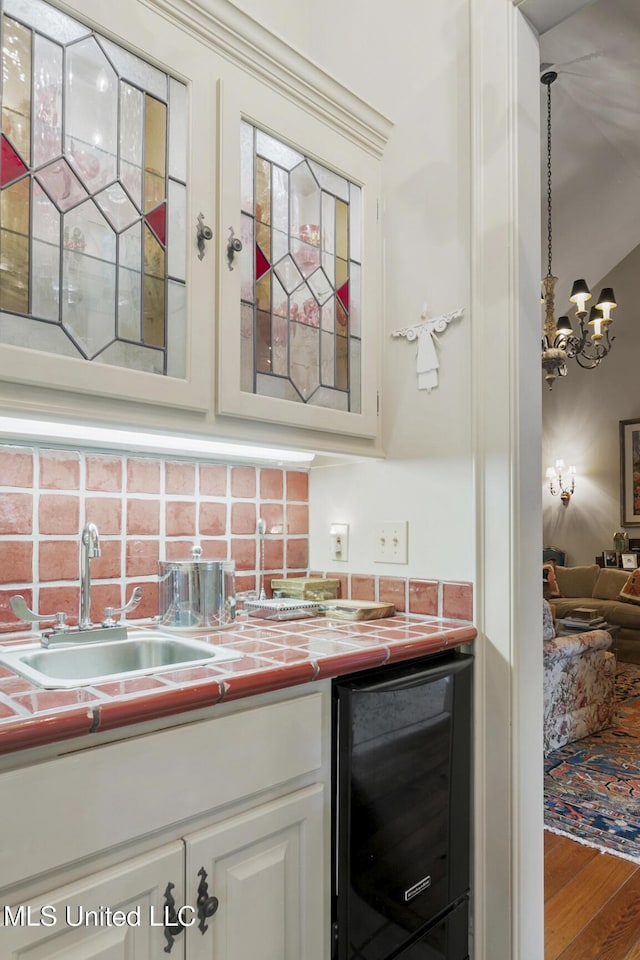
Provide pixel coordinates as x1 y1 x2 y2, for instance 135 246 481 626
546 78 553 279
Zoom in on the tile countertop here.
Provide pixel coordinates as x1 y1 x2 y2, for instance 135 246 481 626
0 613 476 756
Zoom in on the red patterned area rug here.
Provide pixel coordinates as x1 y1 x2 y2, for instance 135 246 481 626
544 662 640 863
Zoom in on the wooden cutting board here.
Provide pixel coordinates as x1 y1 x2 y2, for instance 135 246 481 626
320 600 396 621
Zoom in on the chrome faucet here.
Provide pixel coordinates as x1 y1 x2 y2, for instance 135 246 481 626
79 522 101 629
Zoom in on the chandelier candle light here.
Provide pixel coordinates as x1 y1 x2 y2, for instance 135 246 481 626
540 70 618 388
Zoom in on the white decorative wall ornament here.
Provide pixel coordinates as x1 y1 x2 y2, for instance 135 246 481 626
391 305 465 392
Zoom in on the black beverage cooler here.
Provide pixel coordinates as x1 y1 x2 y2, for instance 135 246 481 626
332 651 473 960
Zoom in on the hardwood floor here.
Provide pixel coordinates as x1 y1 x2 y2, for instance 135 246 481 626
545 830 640 959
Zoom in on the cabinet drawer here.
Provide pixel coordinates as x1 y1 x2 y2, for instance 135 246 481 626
0 692 324 891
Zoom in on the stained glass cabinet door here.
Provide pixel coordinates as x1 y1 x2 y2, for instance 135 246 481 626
0 0 215 412
216 68 383 442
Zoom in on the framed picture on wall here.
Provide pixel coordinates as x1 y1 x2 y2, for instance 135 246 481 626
603 550 618 568
622 553 639 570
620 419 640 525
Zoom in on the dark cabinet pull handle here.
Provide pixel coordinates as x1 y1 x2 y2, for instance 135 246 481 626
226 226 243 270
162 882 188 954
196 213 213 261
196 866 219 933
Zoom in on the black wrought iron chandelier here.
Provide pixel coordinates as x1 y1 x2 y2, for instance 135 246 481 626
541 70 618 389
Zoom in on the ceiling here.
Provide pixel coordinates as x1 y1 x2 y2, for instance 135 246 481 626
533 0 640 305
517 0 597 35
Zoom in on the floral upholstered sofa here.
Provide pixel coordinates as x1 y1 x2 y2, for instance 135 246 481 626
543 617 616 754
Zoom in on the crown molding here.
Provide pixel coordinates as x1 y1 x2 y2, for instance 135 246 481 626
143 0 393 158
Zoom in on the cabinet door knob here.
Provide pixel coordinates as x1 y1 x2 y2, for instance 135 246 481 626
226 226 243 270
162 882 188 953
196 866 219 933
196 213 214 260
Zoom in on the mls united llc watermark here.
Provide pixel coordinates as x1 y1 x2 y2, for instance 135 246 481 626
3 904 198 928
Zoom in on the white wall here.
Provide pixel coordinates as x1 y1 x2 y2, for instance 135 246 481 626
225 0 312 50
306 0 474 581
262 7 545 958
231 8 545 959
543 242 640 564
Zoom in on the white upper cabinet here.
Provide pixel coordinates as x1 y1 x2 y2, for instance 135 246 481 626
0 0 216 411
216 66 385 439
0 0 391 451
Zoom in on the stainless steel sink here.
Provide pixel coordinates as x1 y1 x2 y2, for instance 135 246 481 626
0 630 242 689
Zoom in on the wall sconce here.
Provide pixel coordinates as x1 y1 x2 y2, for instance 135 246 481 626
546 459 576 506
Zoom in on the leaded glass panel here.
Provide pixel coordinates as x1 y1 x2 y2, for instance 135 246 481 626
33 34 61 167
240 122 362 411
120 82 144 209
32 182 59 320
0 0 187 378
5 0 90 44
2 17 31 166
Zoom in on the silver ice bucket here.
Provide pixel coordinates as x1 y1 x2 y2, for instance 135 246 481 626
158 545 236 629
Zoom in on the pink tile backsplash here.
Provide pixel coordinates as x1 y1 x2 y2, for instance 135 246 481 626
442 581 474 620
286 538 308 570
231 501 257 535
39 585 79 620
287 471 308 502
260 468 284 500
166 461 196 495
0 493 33 534
0 446 34 487
39 449 80 490
92 540 122 579
0 443 307 630
199 502 226 536
378 576 407 612
0 444 473 630
231 466 256 498
260 502 284 534
231 538 257 571
408 579 439 616
351 575 375 601
86 455 122 492
126 539 160 578
39 540 78 582
198 539 228 560
316 571 473 621
39 494 79 535
165 540 200 561
264 537 284 570
86 497 122 534
165 501 196 537
287 504 308 535
0 587 32 630
127 457 161 493
127 498 160 536
199 464 227 496
0 541 32 583
90 582 122 619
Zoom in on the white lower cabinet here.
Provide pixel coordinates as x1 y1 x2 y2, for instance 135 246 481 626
1 842 185 959
184 784 324 960
1 784 324 960
0 690 329 960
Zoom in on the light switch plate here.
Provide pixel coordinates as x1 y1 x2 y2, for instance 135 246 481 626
373 521 408 564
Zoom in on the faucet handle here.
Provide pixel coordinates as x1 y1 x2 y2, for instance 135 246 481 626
102 587 144 627
10 596 69 632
